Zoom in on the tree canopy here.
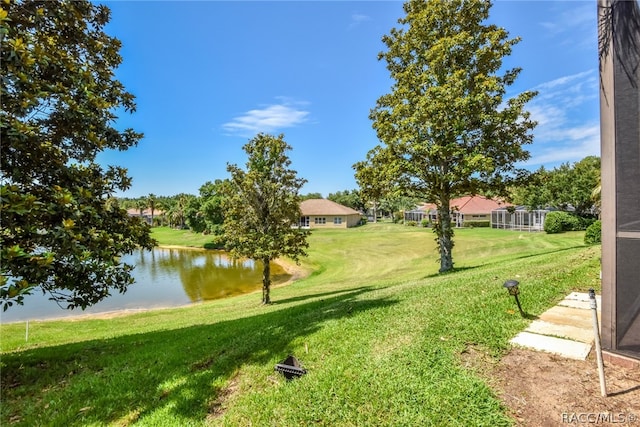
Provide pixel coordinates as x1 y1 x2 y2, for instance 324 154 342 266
0 1 154 310
221 134 309 304
185 180 226 235
327 189 366 212
353 146 395 222
511 156 601 217
368 0 537 272
300 192 324 201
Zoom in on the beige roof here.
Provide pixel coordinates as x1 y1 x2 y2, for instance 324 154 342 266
300 199 361 216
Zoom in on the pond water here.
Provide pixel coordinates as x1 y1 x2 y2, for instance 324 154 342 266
0 248 290 323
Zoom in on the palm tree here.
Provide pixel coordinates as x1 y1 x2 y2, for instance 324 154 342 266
136 198 148 221
154 200 166 226
147 193 157 226
169 194 189 229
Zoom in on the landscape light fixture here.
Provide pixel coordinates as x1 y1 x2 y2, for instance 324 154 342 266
274 355 307 380
503 279 525 317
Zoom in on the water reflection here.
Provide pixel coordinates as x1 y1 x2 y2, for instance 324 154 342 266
152 248 286 302
1 248 290 323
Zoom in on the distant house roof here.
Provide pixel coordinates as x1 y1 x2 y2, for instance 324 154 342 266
415 195 510 214
450 195 509 214
300 199 361 216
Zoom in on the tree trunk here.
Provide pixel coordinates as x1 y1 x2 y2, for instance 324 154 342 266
262 257 271 304
436 200 454 273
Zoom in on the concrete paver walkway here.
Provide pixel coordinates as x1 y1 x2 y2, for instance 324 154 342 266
510 292 601 360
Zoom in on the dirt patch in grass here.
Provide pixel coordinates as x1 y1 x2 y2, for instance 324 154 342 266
207 374 241 421
271 257 311 286
486 348 640 426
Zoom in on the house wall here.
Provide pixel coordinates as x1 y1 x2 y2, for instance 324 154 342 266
127 212 154 225
599 0 640 361
304 214 360 229
465 214 490 221
405 211 490 226
454 213 490 227
346 214 361 228
458 213 490 224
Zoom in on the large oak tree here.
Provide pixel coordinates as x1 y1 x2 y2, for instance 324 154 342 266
369 0 537 272
1 1 154 310
222 134 309 304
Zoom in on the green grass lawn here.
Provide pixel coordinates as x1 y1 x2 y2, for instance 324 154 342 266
0 223 599 426
150 227 218 248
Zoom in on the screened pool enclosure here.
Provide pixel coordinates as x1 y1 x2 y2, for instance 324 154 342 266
490 207 550 232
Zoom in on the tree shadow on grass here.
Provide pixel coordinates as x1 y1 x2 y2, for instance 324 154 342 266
271 286 371 305
1 286 396 426
420 246 587 280
508 245 587 263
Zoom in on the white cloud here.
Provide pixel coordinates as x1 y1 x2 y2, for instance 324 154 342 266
539 21 557 32
538 4 595 50
538 3 594 35
562 4 594 29
352 13 371 23
532 70 594 92
527 133 600 166
524 70 600 167
348 13 371 30
223 100 310 136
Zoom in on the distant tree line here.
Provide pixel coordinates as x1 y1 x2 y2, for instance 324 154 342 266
120 186 427 234
117 154 600 240
509 156 601 218
353 154 601 232
118 193 193 229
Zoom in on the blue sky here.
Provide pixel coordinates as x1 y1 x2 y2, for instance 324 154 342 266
97 1 600 198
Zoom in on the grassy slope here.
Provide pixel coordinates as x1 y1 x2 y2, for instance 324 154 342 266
0 224 599 426
150 227 217 248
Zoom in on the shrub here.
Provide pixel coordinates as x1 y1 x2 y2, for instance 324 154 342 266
579 217 597 229
544 211 582 233
584 220 602 245
544 212 564 234
204 235 226 250
421 218 430 228
562 213 582 231
393 212 404 223
406 221 417 227
463 220 490 228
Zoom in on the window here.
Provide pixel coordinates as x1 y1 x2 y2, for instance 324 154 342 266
314 217 326 225
299 216 309 227
334 217 343 225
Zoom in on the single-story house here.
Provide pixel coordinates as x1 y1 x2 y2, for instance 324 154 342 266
404 195 508 227
299 199 362 229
